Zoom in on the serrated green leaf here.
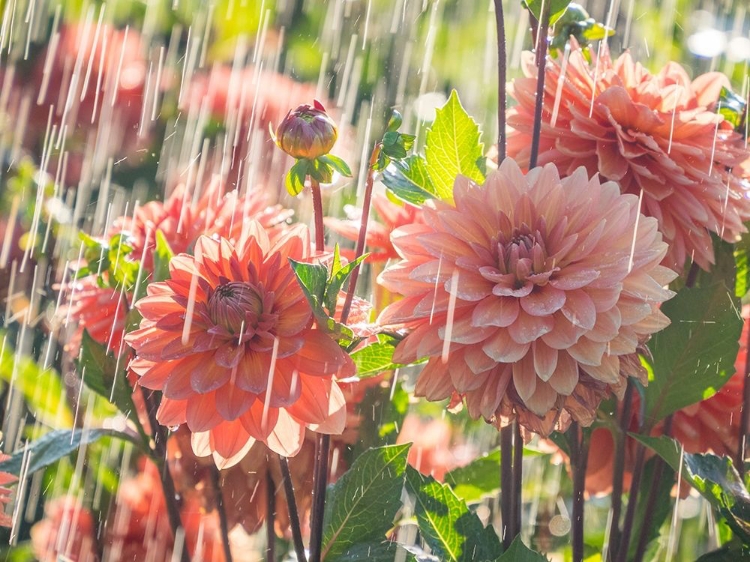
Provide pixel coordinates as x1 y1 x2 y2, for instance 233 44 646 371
350 341 403 378
76 330 140 428
321 444 410 560
382 156 436 205
497 536 550 561
405 466 502 562
424 90 485 202
642 284 743 427
0 336 73 429
289 258 328 308
523 0 572 24
324 253 368 315
0 428 141 476
633 435 750 543
153 229 174 283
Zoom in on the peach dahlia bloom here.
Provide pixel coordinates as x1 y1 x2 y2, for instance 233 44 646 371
125 224 354 467
58 180 291 355
507 44 750 271
378 159 677 434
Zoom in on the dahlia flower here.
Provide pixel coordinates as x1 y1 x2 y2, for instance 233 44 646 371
507 43 750 271
58 179 290 354
0 454 16 528
125 224 354 467
378 159 676 434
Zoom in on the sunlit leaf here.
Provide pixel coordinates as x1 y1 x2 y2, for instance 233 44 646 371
382 156 436 205
319 154 352 177
350 339 403 378
321 444 410 560
0 428 142 476
405 466 502 562
424 90 485 202
641 284 742 427
152 229 174 283
0 335 73 429
285 159 309 196
327 541 430 562
523 0 572 24
324 249 368 315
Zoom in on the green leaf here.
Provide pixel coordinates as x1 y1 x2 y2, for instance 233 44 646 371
633 435 750 542
152 229 174 283
523 0 572 25
328 541 432 562
350 340 403 378
0 336 73 428
641 284 743 427
0 428 141 476
424 90 485 202
289 258 328 309
76 330 141 429
387 110 404 133
285 159 309 196
405 466 502 562
627 456 675 561
324 251 368 315
718 86 747 131
320 154 352 178
496 536 550 561
445 449 500 503
382 156 436 205
356 381 410 454
321 444 410 560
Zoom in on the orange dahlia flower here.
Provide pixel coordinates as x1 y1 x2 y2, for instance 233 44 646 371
507 43 750 271
378 159 677 434
125 224 354 467
58 180 290 355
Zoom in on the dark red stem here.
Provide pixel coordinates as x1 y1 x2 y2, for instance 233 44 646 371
266 470 276 562
494 0 507 162
308 434 330 562
500 423 514 548
310 178 325 253
528 0 551 169
279 455 307 562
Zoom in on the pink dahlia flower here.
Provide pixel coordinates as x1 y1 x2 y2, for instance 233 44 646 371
507 43 750 271
378 159 677 434
125 224 354 467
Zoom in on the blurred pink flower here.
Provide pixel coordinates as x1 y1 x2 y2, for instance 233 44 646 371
31 497 99 562
125 225 354 467
325 194 425 263
0 455 16 528
378 159 676 434
507 43 750 271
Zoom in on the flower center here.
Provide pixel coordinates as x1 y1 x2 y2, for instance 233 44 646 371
208 281 263 333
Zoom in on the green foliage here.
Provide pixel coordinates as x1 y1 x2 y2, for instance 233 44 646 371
424 90 485 202
324 246 368 314
152 229 174 283
284 154 353 197
321 444 410 560
375 110 417 172
0 336 73 428
627 457 675 560
404 466 502 562
349 335 410 378
445 449 501 504
329 542 430 562
382 156 437 205
717 86 747 132
356 381 410 453
696 546 750 560
634 435 750 544
523 0 573 24
76 330 147 442
641 284 742 427
0 428 142 476
496 536 550 561
549 3 614 55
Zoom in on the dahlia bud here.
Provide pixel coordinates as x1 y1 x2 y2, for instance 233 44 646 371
274 100 338 160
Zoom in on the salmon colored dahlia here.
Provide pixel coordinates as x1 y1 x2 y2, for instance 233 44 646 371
378 159 677 434
58 180 291 355
507 43 750 271
125 224 354 467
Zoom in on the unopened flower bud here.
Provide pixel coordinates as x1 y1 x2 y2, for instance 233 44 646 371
274 100 338 160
